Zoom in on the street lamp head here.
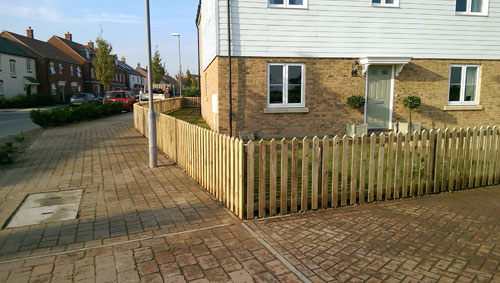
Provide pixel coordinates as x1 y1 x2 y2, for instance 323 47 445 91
171 33 180 37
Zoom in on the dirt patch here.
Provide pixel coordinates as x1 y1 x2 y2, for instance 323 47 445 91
0 128 44 171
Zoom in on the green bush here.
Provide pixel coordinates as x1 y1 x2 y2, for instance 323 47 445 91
403 96 422 125
182 87 200 97
29 102 124 128
346 95 365 124
0 93 57 109
0 142 17 165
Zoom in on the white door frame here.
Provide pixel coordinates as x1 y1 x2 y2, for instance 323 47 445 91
364 65 395 130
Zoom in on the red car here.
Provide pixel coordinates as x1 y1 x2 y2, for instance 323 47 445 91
103 91 136 111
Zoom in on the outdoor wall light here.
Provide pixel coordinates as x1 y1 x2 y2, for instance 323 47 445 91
352 60 359 77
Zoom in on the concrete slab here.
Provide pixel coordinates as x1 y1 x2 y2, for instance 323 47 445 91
6 190 82 228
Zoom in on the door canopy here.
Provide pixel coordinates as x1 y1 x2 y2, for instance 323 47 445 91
360 57 412 77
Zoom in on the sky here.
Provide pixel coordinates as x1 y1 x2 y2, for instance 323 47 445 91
0 0 200 75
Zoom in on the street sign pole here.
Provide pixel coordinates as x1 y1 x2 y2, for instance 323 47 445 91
145 0 157 168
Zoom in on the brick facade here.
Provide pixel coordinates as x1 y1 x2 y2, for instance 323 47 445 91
201 56 500 139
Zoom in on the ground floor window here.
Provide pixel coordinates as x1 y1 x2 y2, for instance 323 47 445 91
0 80 3 94
267 63 305 108
51 83 57 95
448 65 480 105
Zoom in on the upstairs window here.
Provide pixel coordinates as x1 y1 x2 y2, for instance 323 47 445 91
267 63 305 108
77 67 81 78
268 0 307 8
50 62 56 74
70 65 74 76
371 0 400 7
59 63 63 74
448 65 480 105
26 59 32 73
91 67 95 79
10 60 16 78
456 0 488 15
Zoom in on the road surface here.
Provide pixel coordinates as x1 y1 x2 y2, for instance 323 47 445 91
0 112 39 138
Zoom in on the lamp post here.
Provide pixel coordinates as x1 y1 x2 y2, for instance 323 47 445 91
172 33 182 97
144 0 157 168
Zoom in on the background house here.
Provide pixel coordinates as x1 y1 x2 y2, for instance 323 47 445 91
1 27 83 102
117 57 145 94
48 33 101 94
0 37 38 98
197 0 500 139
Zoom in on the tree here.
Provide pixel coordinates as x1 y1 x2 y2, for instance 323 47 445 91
152 48 166 84
93 33 115 89
346 95 365 124
403 96 422 126
184 69 193 88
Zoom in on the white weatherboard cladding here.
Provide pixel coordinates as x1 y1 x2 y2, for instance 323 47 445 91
215 0 500 60
202 0 218 70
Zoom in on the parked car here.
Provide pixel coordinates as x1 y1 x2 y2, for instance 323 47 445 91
70 93 96 106
94 93 106 102
103 91 136 111
140 89 167 101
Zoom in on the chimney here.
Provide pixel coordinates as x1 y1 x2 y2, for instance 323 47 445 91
65 31 72 41
137 62 141 68
88 40 94 49
121 56 126 63
27 26 34 39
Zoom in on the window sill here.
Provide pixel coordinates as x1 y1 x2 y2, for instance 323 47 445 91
267 5 308 9
264 107 309 114
455 12 488 17
443 105 483 111
371 5 400 8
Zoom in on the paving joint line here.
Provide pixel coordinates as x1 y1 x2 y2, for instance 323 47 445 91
241 222 311 283
0 222 233 264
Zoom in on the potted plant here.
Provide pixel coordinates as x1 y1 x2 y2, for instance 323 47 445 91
346 95 368 137
399 96 422 134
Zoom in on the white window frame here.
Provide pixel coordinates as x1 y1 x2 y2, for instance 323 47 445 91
371 0 400 7
26 59 32 73
456 0 489 16
70 65 74 76
91 67 95 79
50 62 56 74
51 83 57 95
267 0 308 9
59 63 63 75
447 64 480 106
77 67 81 78
0 80 4 94
267 63 306 108
10 60 16 78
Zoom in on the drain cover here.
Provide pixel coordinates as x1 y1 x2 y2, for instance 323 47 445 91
7 190 82 228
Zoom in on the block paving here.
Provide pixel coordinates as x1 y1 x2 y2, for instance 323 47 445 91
0 113 499 282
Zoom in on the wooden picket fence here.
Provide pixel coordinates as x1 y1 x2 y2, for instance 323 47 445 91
245 127 500 219
134 99 500 220
134 97 245 219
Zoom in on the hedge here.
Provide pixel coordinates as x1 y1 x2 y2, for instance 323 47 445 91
0 93 57 109
29 102 124 128
182 87 200 97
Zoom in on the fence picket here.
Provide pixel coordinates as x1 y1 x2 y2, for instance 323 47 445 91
495 128 500 185
418 130 426 196
332 136 340 207
462 128 470 189
321 136 330 209
368 134 376 202
269 139 277 216
402 132 410 198
488 127 497 185
448 129 457 192
359 135 368 203
351 135 359 205
341 136 349 206
394 133 402 199
238 140 244 219
246 141 255 219
259 140 266 217
469 128 478 188
301 138 309 212
456 129 464 189
312 137 320 210
281 138 288 215
441 129 449 192
385 133 394 200
426 130 435 195
410 131 419 196
291 138 299 213
476 127 485 187
377 133 386 201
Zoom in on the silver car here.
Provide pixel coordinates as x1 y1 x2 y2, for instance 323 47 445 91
70 93 96 106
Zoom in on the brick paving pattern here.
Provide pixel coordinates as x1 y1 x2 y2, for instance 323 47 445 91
0 113 499 282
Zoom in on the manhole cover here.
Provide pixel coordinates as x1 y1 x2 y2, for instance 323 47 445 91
7 190 82 228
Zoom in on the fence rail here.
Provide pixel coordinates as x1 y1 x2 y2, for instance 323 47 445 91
134 99 500 220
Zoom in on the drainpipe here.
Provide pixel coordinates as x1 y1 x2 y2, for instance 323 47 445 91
227 0 233 137
196 22 201 91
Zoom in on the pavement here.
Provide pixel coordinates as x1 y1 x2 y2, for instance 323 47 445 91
0 113 499 282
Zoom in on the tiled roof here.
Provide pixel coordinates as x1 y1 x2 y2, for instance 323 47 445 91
55 36 96 62
2 31 80 64
0 37 36 58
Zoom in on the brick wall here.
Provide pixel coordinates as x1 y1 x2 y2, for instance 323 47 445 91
211 56 500 140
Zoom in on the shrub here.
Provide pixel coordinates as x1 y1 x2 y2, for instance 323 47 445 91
346 95 365 124
0 142 16 165
0 93 57 109
29 102 124 128
182 87 200 97
403 96 422 125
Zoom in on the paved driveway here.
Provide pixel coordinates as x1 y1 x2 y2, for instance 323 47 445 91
0 113 498 282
